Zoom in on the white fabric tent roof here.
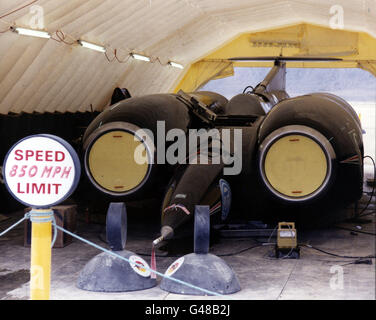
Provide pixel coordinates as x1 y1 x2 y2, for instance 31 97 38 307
0 0 375 114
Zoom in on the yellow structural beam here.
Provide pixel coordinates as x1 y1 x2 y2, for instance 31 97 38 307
173 23 376 93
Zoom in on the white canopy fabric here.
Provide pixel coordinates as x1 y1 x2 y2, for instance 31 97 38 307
0 0 375 114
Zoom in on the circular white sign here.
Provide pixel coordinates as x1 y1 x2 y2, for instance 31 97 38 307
129 255 151 278
3 135 81 208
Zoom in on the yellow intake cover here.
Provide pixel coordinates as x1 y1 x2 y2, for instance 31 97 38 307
264 134 328 197
88 130 149 193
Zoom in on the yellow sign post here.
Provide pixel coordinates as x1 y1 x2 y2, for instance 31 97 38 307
29 209 53 300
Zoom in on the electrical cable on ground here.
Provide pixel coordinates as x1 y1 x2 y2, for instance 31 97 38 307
216 243 264 256
300 244 376 259
340 259 373 267
334 226 376 236
135 242 273 258
360 210 376 217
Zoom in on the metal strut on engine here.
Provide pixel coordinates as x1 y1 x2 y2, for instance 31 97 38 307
176 90 218 124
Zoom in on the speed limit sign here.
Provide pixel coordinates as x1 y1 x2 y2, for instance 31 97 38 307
2 134 81 208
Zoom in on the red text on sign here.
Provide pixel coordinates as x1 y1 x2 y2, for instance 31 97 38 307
9 165 72 179
14 150 65 162
17 183 62 195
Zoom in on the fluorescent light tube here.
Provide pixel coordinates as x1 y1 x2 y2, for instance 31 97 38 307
168 61 184 69
14 27 50 39
131 53 151 62
78 40 106 53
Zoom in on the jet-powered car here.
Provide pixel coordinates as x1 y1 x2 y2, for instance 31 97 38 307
82 56 364 244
